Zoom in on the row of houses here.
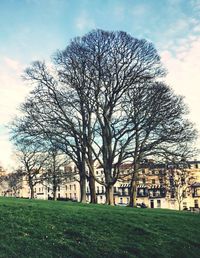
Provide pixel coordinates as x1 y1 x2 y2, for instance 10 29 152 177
1 161 200 210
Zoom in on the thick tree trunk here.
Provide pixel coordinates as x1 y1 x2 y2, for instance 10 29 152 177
52 186 57 200
80 175 87 203
88 175 96 203
30 185 34 199
129 179 137 207
52 173 57 200
129 163 139 207
178 201 181 211
105 184 114 205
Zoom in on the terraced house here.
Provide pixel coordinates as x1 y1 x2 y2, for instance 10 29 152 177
1 161 200 211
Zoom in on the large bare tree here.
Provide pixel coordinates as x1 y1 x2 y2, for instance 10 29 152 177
54 30 165 205
122 82 197 206
11 29 196 206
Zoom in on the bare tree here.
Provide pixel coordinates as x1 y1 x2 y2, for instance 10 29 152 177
5 169 23 197
122 82 197 207
42 148 69 200
14 76 92 203
54 30 165 205
11 29 196 207
166 163 194 210
13 137 49 199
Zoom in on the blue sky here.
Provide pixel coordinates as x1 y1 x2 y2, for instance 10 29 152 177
1 0 200 168
0 0 199 62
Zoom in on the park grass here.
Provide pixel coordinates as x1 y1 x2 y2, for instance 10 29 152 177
0 197 199 258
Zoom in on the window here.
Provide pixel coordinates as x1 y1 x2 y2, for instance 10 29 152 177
157 200 161 208
58 186 60 192
138 188 144 196
58 193 60 198
74 184 76 191
142 178 146 184
70 193 72 199
114 187 117 193
65 193 68 198
70 185 72 190
183 202 187 209
102 186 104 193
74 193 76 199
39 188 41 192
96 170 99 175
120 197 123 204
48 187 50 192
194 200 199 208
152 179 155 184
65 185 67 190
97 186 99 193
182 190 186 198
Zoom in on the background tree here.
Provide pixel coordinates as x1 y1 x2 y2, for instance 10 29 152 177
166 162 195 210
12 136 49 199
122 82 197 207
5 169 23 197
42 148 69 200
113 84 196 207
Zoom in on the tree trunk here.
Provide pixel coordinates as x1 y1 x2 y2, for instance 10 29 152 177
52 186 57 200
129 179 137 207
88 174 96 203
80 175 87 203
105 184 114 205
30 185 34 199
52 172 57 200
178 201 181 211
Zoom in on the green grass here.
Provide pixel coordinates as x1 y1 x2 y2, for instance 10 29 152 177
0 198 200 258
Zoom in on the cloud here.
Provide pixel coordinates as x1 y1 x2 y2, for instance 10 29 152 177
75 11 95 31
113 5 125 21
0 130 16 170
0 57 30 169
191 0 200 12
0 57 29 124
131 4 148 17
161 36 200 129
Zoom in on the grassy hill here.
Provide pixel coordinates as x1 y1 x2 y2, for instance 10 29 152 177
0 198 200 258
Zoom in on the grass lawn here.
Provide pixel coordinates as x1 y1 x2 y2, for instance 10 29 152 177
0 197 199 258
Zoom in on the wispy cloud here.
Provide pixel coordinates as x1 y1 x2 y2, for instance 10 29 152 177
113 5 125 21
0 57 29 124
0 57 30 168
161 35 200 128
75 11 95 31
131 4 148 17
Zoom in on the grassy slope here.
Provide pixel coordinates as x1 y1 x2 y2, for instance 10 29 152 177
0 198 200 258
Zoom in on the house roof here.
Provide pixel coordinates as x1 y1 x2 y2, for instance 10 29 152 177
192 182 200 187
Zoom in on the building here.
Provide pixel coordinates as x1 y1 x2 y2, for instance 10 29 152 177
0 161 200 211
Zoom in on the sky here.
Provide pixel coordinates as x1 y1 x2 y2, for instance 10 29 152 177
0 0 200 170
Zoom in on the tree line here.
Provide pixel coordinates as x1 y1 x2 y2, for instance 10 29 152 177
11 29 197 206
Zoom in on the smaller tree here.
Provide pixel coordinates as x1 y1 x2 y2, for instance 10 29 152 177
42 149 69 200
14 138 49 199
6 169 23 197
166 165 193 210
